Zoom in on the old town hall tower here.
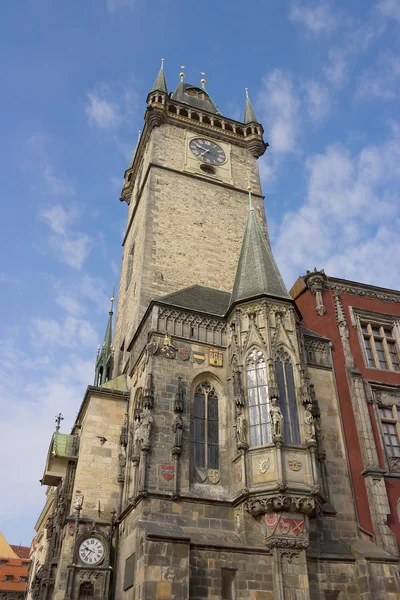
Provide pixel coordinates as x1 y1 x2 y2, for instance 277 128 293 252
29 63 400 600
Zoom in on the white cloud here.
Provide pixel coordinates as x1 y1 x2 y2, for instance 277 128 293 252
40 204 91 269
289 1 336 34
355 54 400 100
257 70 300 154
378 0 400 23
324 48 349 86
43 166 74 196
85 93 121 129
107 0 135 10
31 315 98 349
273 136 400 288
302 80 331 121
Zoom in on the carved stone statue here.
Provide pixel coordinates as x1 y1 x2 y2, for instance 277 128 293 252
132 418 141 456
234 409 247 445
172 414 184 448
270 397 284 439
304 403 316 442
233 370 245 407
174 377 185 412
118 452 126 482
140 408 153 449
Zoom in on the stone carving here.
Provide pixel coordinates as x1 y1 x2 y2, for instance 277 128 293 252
132 418 141 458
245 494 315 516
143 373 155 409
158 307 226 348
270 397 284 441
327 281 400 304
389 457 400 473
172 414 183 448
73 494 84 511
233 369 245 407
118 452 126 483
267 361 279 399
281 551 300 563
174 377 185 412
120 414 129 448
334 293 355 368
256 457 270 474
305 268 327 316
160 333 177 359
234 409 248 448
140 408 153 450
265 537 309 550
304 403 316 443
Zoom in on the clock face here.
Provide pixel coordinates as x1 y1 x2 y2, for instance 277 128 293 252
78 537 105 565
189 138 226 165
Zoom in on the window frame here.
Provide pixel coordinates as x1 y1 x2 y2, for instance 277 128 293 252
274 348 301 445
378 404 400 467
354 309 400 372
245 349 272 447
193 382 220 472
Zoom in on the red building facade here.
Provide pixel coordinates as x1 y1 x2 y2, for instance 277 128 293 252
291 270 400 554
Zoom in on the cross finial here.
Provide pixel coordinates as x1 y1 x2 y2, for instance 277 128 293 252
55 413 64 433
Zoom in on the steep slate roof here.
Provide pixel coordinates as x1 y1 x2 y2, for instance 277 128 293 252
229 205 291 308
244 89 259 124
157 284 230 316
171 81 221 115
150 60 168 94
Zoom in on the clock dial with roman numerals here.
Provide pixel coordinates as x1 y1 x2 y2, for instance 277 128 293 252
189 138 226 165
78 537 105 565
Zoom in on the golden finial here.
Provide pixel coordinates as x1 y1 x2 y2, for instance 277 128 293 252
201 72 206 88
110 283 116 313
180 66 185 82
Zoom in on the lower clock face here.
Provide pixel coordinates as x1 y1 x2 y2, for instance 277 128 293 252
189 138 226 165
78 537 105 565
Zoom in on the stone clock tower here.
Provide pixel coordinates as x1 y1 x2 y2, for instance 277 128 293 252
30 62 400 600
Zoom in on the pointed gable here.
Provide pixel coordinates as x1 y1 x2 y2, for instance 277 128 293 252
244 89 259 124
150 59 168 94
229 205 291 309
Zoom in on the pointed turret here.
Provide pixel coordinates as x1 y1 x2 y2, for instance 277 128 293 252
150 58 168 94
95 292 115 386
244 88 259 124
128 130 142 169
229 189 290 309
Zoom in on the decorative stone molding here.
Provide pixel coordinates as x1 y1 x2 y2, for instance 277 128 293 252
304 337 331 368
265 537 309 550
304 269 327 316
157 306 226 347
327 280 400 304
144 105 168 128
244 494 315 516
333 293 356 368
389 457 400 473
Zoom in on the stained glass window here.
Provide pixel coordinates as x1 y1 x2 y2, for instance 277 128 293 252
275 349 300 444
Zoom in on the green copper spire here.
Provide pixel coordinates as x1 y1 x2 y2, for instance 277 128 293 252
244 88 260 124
94 288 115 386
151 58 168 94
229 195 290 309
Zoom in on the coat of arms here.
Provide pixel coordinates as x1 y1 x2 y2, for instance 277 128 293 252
257 457 270 474
161 465 175 481
279 518 292 535
178 348 191 361
193 351 205 364
264 513 279 529
236 464 242 482
209 348 223 367
292 519 305 536
160 333 177 359
288 457 302 471
208 469 220 484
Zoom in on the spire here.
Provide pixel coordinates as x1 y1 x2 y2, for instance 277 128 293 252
229 191 290 309
150 58 168 94
95 288 115 386
128 130 142 169
244 88 259 124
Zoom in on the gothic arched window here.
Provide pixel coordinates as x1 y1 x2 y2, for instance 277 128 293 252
193 382 219 470
246 349 271 446
275 348 300 444
79 582 94 599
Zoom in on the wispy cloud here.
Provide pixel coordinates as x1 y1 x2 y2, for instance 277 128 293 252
40 204 91 269
289 0 336 34
355 54 400 100
30 315 98 349
43 166 74 196
302 80 331 121
86 93 121 129
257 70 300 154
273 135 400 287
107 0 136 11
377 0 400 23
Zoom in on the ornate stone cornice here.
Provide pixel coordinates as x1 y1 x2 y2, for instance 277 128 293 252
326 280 400 304
265 537 309 550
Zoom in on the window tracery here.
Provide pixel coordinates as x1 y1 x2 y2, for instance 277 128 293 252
193 382 219 471
274 348 300 444
246 349 271 446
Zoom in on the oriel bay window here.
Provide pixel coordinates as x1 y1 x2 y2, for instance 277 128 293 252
275 348 300 444
193 382 219 471
246 349 271 446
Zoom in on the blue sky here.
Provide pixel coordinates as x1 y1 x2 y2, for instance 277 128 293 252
1 0 399 545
